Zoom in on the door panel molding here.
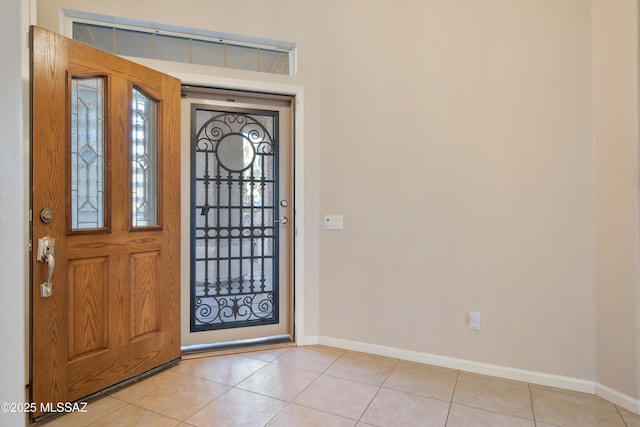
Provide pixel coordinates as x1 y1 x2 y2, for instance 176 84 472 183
130 251 161 339
67 257 109 361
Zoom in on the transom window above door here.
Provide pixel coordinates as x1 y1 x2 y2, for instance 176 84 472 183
62 9 295 76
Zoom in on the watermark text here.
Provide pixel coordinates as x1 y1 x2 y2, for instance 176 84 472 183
1 401 88 413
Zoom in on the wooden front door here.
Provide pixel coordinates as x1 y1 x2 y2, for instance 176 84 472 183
30 26 180 419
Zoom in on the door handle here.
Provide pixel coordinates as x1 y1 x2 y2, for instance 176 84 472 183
37 236 55 298
274 216 288 225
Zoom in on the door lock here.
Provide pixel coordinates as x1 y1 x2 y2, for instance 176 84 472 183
39 207 54 224
274 216 288 225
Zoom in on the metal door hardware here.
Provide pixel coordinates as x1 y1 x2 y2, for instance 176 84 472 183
36 236 55 298
274 216 288 225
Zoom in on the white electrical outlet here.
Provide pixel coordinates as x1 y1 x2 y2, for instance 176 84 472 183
468 312 481 330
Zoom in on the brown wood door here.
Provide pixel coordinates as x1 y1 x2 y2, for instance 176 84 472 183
30 26 180 419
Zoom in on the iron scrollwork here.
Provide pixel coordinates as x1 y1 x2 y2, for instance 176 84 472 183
191 108 279 331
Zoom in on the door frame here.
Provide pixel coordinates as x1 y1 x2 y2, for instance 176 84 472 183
169 71 307 347
181 90 294 348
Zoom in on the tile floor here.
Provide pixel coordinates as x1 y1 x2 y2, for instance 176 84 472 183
41 345 640 427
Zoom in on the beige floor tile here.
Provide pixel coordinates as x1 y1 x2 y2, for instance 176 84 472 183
617 405 640 427
531 385 625 427
294 374 379 420
237 363 319 401
273 345 345 373
324 351 397 386
111 370 189 403
383 360 458 401
452 373 533 420
189 354 267 386
447 404 535 427
133 375 230 420
243 347 293 362
267 403 357 427
40 396 127 427
169 356 212 375
35 345 640 427
185 388 287 427
361 388 450 427
90 404 180 427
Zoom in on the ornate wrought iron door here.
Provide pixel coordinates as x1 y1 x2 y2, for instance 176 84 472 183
190 106 280 331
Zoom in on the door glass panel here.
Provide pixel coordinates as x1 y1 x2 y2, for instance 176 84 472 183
191 107 279 331
131 88 159 227
71 77 105 230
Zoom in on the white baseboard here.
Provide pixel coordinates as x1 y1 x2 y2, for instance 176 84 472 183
303 335 639 415
596 382 640 415
303 335 320 345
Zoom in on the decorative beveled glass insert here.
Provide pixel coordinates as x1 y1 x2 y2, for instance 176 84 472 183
71 77 105 230
191 107 279 331
131 88 159 227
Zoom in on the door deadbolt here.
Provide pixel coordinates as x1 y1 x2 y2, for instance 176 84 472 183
40 207 54 224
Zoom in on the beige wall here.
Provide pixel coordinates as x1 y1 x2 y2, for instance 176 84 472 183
28 0 640 406
318 0 596 380
592 0 640 400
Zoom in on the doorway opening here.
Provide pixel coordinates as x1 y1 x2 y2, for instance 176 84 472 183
180 87 295 352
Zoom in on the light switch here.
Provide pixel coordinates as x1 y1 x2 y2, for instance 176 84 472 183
324 215 343 230
468 312 481 330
